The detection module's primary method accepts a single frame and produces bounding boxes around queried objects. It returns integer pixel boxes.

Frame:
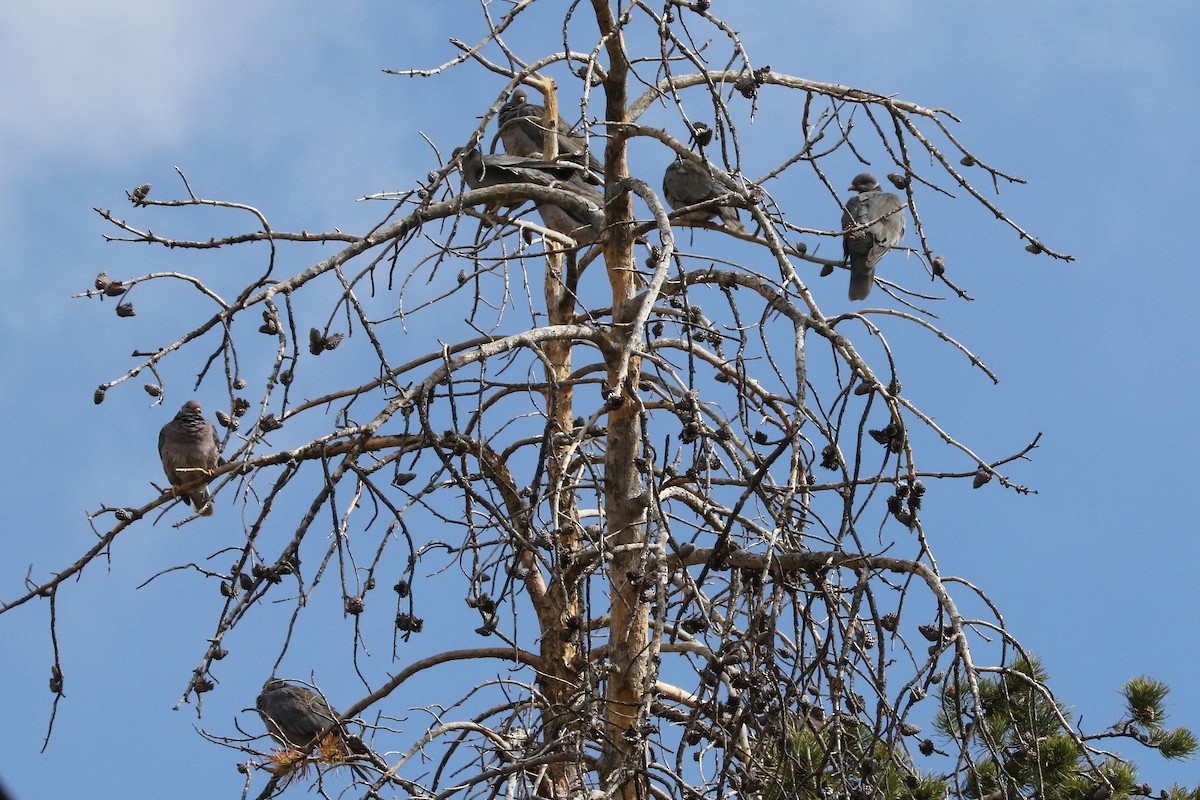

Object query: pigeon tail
[719,207,747,235]
[187,487,214,516]
[847,262,875,301]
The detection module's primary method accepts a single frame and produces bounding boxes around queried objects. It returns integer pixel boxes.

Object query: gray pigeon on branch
[257,680,346,749]
[533,179,606,247]
[456,147,585,190]
[256,678,374,765]
[497,88,603,179]
[841,173,906,301]
[662,155,746,234]
[455,147,605,246]
[158,399,220,515]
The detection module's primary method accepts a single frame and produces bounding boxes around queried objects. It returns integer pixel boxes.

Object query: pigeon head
[262,677,288,693]
[181,399,202,414]
[509,88,528,106]
[453,147,481,172]
[849,173,881,193]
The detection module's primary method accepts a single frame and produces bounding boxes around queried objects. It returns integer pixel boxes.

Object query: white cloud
[0,1,286,169]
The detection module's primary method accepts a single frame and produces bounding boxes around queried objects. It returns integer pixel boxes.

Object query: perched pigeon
[497,89,603,179]
[158,399,220,515]
[456,147,584,190]
[662,155,746,234]
[256,679,369,755]
[257,679,338,748]
[455,147,605,246]
[533,178,606,247]
[841,173,906,301]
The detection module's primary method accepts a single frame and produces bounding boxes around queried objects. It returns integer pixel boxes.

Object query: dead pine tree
[28,5,1195,800]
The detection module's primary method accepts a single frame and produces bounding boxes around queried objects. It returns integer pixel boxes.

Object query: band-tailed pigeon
[662,155,746,234]
[256,679,368,755]
[497,89,603,179]
[533,177,605,247]
[455,147,605,246]
[158,399,220,515]
[456,147,584,190]
[841,173,906,301]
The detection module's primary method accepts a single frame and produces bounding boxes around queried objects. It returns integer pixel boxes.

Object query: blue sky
[1,2,1198,797]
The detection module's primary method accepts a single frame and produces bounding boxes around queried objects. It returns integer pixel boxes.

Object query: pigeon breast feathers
[158,400,221,515]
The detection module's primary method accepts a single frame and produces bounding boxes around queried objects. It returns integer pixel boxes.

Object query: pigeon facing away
[662,156,746,234]
[497,89,603,179]
[533,177,606,247]
[456,147,605,246]
[256,679,368,755]
[841,173,906,301]
[158,399,220,515]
